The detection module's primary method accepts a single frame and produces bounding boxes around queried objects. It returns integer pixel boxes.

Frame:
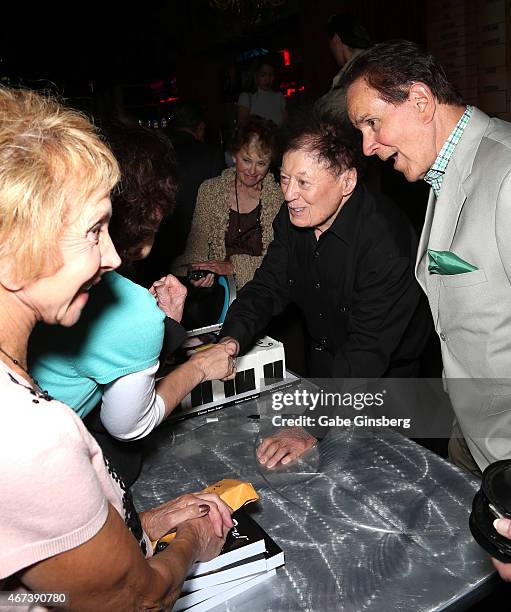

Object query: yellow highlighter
[192,343,216,352]
[153,479,259,552]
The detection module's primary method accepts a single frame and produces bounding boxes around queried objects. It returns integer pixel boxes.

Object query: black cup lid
[470,489,511,563]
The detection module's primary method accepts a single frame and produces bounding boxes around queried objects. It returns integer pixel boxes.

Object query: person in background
[237,57,286,127]
[29,120,237,485]
[172,116,282,290]
[0,86,232,609]
[141,100,224,283]
[314,12,373,121]
[219,118,431,468]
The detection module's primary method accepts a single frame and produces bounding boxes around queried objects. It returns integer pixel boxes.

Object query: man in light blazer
[341,39,511,479]
[341,39,511,581]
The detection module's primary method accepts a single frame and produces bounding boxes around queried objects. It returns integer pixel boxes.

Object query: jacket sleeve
[219,204,292,354]
[496,169,511,285]
[171,181,213,277]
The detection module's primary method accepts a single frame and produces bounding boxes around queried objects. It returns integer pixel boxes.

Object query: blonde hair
[0,87,120,285]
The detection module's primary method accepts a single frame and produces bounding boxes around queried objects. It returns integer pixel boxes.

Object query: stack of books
[173,508,285,611]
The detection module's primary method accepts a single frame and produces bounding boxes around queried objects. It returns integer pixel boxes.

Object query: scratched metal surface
[132,386,494,612]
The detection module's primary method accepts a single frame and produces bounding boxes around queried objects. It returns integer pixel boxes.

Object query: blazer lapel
[427,166,467,252]
[417,108,489,261]
[415,189,436,288]
[415,107,490,327]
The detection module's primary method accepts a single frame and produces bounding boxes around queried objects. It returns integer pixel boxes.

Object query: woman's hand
[189,260,234,287]
[256,427,317,468]
[150,275,187,322]
[140,492,233,541]
[178,513,230,563]
[492,518,511,581]
[189,342,237,382]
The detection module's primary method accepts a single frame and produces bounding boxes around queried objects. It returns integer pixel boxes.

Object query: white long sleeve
[100,362,166,441]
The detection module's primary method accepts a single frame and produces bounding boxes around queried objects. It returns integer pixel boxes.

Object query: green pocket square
[427,249,478,275]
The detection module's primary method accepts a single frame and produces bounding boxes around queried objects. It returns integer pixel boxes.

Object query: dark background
[0,1,426,126]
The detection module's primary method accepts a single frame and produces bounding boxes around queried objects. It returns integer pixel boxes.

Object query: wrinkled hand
[180,513,231,563]
[257,427,317,469]
[492,518,511,581]
[141,491,233,541]
[189,260,234,288]
[189,342,237,382]
[149,275,187,322]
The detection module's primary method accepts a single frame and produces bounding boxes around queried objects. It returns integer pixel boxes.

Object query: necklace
[0,345,52,401]
[0,345,28,374]
[234,175,262,234]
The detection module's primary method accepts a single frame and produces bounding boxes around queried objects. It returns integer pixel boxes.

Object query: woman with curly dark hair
[106,119,179,264]
[29,120,237,484]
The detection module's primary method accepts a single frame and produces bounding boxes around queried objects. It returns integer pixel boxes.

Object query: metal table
[133,381,495,612]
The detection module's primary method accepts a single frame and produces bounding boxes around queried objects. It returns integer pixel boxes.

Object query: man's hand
[256,427,317,468]
[218,336,240,358]
[189,342,237,382]
[150,275,187,322]
[492,518,511,581]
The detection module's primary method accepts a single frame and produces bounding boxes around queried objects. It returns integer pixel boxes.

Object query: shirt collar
[423,105,473,196]
[308,183,364,245]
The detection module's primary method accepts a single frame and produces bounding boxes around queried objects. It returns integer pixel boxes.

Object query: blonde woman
[0,87,231,609]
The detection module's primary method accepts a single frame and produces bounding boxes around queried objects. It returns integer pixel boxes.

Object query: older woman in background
[29,119,237,485]
[172,116,282,289]
[0,87,232,608]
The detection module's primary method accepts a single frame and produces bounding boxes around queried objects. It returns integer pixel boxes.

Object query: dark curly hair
[339,39,464,106]
[100,119,178,262]
[229,116,277,161]
[282,114,365,178]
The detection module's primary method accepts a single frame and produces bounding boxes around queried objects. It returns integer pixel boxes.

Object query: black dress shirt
[220,183,431,379]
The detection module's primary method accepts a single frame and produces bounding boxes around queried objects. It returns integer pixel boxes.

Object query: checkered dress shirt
[424,105,473,196]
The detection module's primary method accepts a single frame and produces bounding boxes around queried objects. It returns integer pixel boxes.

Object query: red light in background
[279,48,291,66]
[159,96,180,103]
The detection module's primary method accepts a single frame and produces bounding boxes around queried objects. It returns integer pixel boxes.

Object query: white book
[182,569,276,612]
[183,553,268,591]
[169,509,285,610]
[188,523,266,577]
[173,573,266,611]
[182,509,284,591]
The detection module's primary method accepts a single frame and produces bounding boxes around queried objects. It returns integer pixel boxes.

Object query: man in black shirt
[219,119,431,466]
